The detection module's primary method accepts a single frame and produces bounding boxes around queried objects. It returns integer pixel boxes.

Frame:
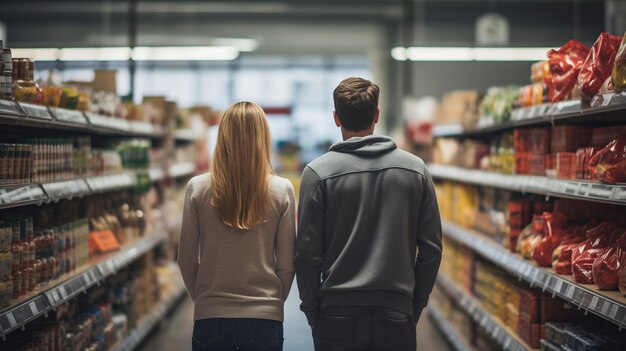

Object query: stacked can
[0,40,13,100]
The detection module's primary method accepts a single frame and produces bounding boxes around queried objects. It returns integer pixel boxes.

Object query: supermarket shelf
[428,302,473,351]
[148,168,165,182]
[429,164,626,205]
[432,124,465,138]
[0,231,168,339]
[0,173,137,209]
[442,220,626,328]
[433,92,626,138]
[436,273,535,351]
[173,129,202,142]
[0,100,165,139]
[112,283,186,351]
[170,162,196,178]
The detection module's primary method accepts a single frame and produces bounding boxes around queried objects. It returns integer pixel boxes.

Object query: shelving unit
[0,230,168,339]
[441,220,626,328]
[0,101,164,139]
[429,164,626,205]
[0,95,194,345]
[0,173,137,210]
[173,129,202,142]
[436,273,535,351]
[428,302,473,351]
[432,92,626,138]
[111,284,186,351]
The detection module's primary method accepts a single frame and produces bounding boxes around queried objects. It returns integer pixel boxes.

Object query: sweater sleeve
[294,166,325,326]
[275,181,296,301]
[413,168,443,321]
[177,179,200,302]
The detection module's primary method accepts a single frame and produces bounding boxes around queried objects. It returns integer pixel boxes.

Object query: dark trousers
[313,306,416,351]
[192,318,283,351]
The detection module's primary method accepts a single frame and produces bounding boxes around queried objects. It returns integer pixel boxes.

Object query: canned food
[3,49,13,72]
[3,71,13,100]
[16,58,29,81]
[27,59,34,81]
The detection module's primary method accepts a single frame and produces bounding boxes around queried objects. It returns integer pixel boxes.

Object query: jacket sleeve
[177,179,200,302]
[294,166,325,326]
[413,168,443,321]
[275,181,296,301]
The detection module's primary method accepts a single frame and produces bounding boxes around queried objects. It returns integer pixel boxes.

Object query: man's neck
[341,127,374,141]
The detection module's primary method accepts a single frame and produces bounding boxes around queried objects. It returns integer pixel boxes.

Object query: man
[295,77,442,351]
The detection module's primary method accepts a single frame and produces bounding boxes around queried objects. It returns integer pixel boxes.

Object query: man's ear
[373,106,380,125]
[333,111,342,127]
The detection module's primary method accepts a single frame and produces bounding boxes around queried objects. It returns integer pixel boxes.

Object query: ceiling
[0,0,613,55]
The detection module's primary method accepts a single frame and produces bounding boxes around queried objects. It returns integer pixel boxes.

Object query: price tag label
[554,280,563,293]
[29,301,39,315]
[590,296,599,310]
[565,285,575,299]
[6,313,17,328]
[589,184,613,199]
[0,99,24,117]
[609,304,619,320]
[601,301,610,315]
[20,103,52,120]
[59,286,68,299]
[52,108,88,125]
[0,189,11,206]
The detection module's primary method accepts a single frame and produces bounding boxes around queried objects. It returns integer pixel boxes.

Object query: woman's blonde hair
[210,101,272,230]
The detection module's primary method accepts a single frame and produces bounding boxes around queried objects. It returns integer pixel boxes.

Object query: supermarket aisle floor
[417,307,453,351]
[138,288,451,351]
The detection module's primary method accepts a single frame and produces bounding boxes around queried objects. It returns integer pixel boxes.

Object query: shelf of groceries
[433,92,626,138]
[0,162,195,210]
[0,230,168,338]
[0,100,165,139]
[419,32,626,351]
[111,283,185,351]
[428,302,474,351]
[441,220,626,329]
[429,164,626,205]
[437,273,534,351]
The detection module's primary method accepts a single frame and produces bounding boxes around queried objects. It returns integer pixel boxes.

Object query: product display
[427,30,626,349]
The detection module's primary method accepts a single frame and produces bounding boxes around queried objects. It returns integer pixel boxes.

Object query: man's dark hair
[333,77,380,132]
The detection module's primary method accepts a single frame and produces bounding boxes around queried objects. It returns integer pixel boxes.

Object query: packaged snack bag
[578,32,622,99]
[592,230,626,290]
[588,127,626,183]
[547,40,590,102]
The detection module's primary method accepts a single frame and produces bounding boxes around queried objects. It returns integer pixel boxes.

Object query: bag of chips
[578,32,622,99]
[572,222,617,284]
[547,39,590,102]
[533,212,568,267]
[589,127,626,183]
[592,230,626,290]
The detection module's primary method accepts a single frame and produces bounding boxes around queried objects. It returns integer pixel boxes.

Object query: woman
[178,101,296,351]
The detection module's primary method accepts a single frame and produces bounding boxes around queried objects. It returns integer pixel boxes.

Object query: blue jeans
[192,318,283,351]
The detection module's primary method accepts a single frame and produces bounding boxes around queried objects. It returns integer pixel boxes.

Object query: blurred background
[1,1,626,351]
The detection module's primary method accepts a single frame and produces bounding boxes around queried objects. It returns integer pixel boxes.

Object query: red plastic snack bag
[588,127,626,183]
[547,39,590,102]
[533,212,569,267]
[592,230,626,290]
[572,221,617,284]
[579,33,622,99]
[552,223,593,275]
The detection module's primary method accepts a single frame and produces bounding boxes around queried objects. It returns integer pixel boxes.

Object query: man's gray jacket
[295,134,443,326]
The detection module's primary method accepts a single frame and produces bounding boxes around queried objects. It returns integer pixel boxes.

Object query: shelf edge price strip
[442,220,626,327]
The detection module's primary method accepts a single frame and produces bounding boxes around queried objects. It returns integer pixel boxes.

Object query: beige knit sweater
[177,174,296,322]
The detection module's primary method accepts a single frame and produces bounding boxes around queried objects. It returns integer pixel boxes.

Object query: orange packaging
[89,230,120,253]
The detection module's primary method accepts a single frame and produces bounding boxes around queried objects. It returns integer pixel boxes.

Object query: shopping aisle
[138,284,452,351]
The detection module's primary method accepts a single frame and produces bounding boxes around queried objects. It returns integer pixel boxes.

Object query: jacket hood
[329,135,397,156]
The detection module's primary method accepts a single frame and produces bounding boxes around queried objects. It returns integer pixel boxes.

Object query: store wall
[410,61,530,98]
